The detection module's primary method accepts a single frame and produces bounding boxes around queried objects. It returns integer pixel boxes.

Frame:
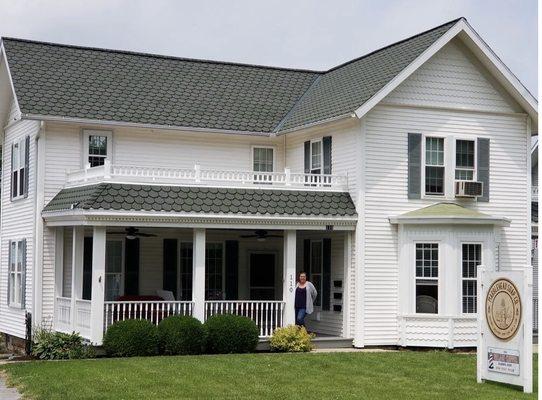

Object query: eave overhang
[388,215,510,227]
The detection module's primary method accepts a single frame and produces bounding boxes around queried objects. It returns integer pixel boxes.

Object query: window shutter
[10,143,14,202]
[24,136,30,198]
[21,239,27,309]
[225,240,239,300]
[7,241,12,305]
[162,239,178,296]
[477,138,490,202]
[82,238,93,300]
[322,238,331,311]
[303,239,311,279]
[323,136,332,174]
[304,141,310,173]
[408,133,422,199]
[125,238,140,296]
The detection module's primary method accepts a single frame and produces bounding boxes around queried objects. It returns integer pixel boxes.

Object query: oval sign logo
[485,278,522,341]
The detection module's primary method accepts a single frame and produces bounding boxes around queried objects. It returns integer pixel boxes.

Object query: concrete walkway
[0,373,20,400]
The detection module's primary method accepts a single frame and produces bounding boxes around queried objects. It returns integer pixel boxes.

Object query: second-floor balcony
[66,161,349,191]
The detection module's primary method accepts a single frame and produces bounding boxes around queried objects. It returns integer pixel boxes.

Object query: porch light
[126,234,137,240]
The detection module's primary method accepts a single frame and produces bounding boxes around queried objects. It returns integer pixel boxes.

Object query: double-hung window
[105,240,123,301]
[84,130,112,168]
[8,239,26,308]
[462,244,481,314]
[310,140,323,174]
[424,137,445,195]
[455,139,476,181]
[11,137,28,200]
[253,147,274,183]
[179,242,193,301]
[310,240,323,307]
[415,243,439,314]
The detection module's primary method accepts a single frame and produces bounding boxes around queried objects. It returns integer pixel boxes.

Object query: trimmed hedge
[103,319,159,357]
[158,316,206,355]
[204,314,259,354]
[269,325,314,352]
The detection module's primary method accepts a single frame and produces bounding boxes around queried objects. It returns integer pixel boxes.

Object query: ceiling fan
[109,227,157,240]
[240,230,283,242]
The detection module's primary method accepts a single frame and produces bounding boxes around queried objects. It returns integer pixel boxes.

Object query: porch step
[257,336,353,351]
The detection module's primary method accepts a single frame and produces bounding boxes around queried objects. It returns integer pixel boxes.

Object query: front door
[249,253,275,300]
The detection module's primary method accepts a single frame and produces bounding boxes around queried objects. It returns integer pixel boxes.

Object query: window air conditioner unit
[455,180,483,198]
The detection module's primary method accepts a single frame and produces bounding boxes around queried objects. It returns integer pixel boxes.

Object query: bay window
[462,243,481,314]
[415,243,438,314]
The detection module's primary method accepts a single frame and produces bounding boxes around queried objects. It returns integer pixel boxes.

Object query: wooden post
[90,226,106,344]
[54,227,64,299]
[192,228,206,322]
[70,226,84,331]
[282,230,296,326]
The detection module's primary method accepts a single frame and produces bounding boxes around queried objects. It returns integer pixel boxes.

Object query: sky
[0,0,537,96]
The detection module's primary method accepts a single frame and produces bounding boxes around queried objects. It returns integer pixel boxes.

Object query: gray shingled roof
[43,183,357,218]
[2,19,460,133]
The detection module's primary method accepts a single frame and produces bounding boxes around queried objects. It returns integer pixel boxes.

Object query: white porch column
[192,228,206,322]
[54,228,64,299]
[282,230,296,326]
[90,226,106,344]
[70,226,84,330]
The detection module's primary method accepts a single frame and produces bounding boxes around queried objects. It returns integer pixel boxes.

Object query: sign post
[477,265,533,393]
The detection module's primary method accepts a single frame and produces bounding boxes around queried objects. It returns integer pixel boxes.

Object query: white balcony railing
[66,161,348,191]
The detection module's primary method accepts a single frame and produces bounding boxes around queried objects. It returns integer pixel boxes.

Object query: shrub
[269,325,314,352]
[32,327,94,360]
[103,319,159,357]
[157,315,206,355]
[204,314,259,354]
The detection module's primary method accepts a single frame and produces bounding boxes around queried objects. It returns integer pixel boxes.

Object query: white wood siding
[0,119,39,338]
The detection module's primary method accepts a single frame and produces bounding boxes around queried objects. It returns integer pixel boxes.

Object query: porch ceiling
[42,183,357,227]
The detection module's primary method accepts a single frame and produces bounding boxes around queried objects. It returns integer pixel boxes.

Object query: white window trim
[310,239,323,309]
[8,239,25,309]
[453,137,478,182]
[309,139,323,174]
[105,238,125,301]
[421,134,448,198]
[251,145,276,172]
[82,130,113,168]
[413,241,441,315]
[459,241,483,316]
[11,137,27,201]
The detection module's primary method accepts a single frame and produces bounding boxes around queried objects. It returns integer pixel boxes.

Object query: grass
[1,351,537,399]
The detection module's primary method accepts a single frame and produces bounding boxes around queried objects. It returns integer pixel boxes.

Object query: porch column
[90,226,106,344]
[282,230,296,326]
[192,228,206,322]
[70,226,84,330]
[54,227,64,299]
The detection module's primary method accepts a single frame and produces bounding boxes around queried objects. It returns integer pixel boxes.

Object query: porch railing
[103,301,194,331]
[54,296,72,333]
[66,162,348,191]
[75,299,92,338]
[205,300,285,337]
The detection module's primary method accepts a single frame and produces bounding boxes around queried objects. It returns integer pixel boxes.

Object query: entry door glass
[105,241,123,301]
[250,253,275,300]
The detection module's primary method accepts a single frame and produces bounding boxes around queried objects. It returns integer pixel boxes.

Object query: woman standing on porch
[295,272,317,327]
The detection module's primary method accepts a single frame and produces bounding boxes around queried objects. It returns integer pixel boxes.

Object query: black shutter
[477,138,490,202]
[323,136,332,175]
[408,133,422,199]
[163,239,178,296]
[304,141,310,173]
[303,239,311,279]
[82,237,93,300]
[322,238,331,311]
[24,136,30,198]
[124,238,140,296]
[10,143,14,201]
[21,239,27,309]
[225,240,239,300]
[7,241,12,305]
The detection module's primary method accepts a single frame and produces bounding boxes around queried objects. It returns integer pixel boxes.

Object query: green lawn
[1,351,537,399]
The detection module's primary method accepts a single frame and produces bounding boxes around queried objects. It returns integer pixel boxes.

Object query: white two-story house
[0,18,537,349]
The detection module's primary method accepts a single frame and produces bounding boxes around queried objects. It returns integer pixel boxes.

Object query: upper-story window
[424,137,445,195]
[253,147,274,172]
[310,139,323,174]
[11,137,29,200]
[83,130,112,168]
[455,139,476,181]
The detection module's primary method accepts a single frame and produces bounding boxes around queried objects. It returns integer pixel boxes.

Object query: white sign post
[477,266,533,393]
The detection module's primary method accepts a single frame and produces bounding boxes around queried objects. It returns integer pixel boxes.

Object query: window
[253,147,274,173]
[310,241,323,307]
[8,239,26,308]
[11,137,28,200]
[310,140,322,174]
[105,241,123,301]
[180,242,193,301]
[415,243,438,314]
[205,243,224,300]
[455,139,475,180]
[84,130,112,168]
[462,244,481,314]
[424,137,445,195]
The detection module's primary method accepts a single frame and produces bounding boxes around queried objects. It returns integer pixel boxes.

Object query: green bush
[103,319,158,357]
[204,314,259,354]
[269,325,314,352]
[32,327,94,360]
[157,316,206,355]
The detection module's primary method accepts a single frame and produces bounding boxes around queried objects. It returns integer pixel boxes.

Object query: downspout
[33,121,45,325]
